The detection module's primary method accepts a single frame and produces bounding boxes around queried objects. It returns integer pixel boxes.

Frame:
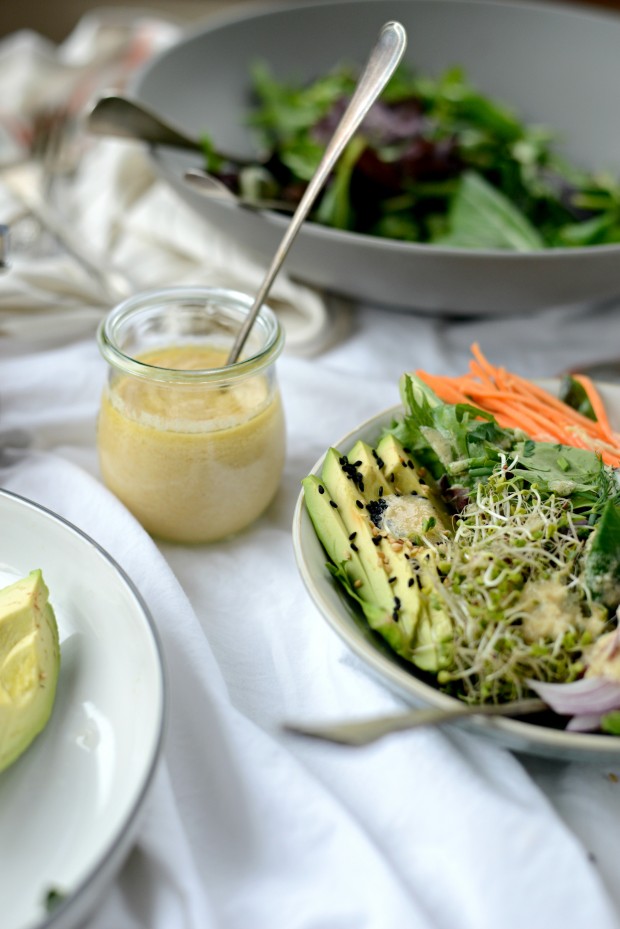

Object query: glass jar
[97,286,286,544]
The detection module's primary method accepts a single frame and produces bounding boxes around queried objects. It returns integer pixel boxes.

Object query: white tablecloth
[2,10,620,929]
[2,299,620,929]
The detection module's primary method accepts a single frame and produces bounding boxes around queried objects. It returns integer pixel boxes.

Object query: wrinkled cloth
[0,12,330,356]
[2,306,620,929]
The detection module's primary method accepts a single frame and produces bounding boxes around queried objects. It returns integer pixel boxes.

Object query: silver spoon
[283,698,547,747]
[223,20,407,365]
[86,92,256,164]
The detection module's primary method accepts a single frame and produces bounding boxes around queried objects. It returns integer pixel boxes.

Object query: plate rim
[292,383,620,761]
[0,487,167,929]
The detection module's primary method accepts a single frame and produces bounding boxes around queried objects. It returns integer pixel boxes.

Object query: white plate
[0,490,165,929]
[293,381,620,763]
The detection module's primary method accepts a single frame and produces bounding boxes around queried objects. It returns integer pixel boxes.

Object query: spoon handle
[226,20,407,364]
[283,698,547,746]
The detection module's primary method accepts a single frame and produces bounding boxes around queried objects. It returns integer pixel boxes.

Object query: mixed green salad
[202,62,620,250]
[302,364,620,731]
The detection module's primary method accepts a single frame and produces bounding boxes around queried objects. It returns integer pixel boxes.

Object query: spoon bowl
[86,93,258,165]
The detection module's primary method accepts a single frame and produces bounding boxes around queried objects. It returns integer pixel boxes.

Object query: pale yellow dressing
[97,344,285,543]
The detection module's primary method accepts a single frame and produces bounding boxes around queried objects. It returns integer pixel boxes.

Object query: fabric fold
[1,338,619,929]
[0,14,331,357]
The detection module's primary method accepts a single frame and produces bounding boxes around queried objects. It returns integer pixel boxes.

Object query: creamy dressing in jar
[97,288,285,543]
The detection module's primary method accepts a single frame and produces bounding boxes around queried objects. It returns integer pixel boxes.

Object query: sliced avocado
[304,438,458,674]
[303,475,394,633]
[376,433,451,527]
[0,570,60,773]
[412,556,454,672]
[302,475,369,592]
[346,440,388,500]
[320,448,392,608]
[346,441,423,643]
[375,433,428,496]
[319,448,419,655]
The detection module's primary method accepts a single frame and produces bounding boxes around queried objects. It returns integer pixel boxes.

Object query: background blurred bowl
[133,0,620,315]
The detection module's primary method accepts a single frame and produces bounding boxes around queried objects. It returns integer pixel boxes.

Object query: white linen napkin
[2,332,620,929]
[0,13,331,357]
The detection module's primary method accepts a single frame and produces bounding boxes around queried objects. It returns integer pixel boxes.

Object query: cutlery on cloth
[1,162,133,303]
[283,698,548,746]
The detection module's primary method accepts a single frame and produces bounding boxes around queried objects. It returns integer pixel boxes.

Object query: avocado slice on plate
[0,570,60,773]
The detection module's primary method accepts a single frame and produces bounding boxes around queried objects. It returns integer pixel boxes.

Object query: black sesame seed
[388,576,396,584]
[353,460,362,467]
[378,485,383,497]
[366,498,387,527]
[394,596,401,609]
[372,536,381,546]
[392,610,400,622]
[389,473,395,483]
[408,578,414,587]
[351,543,358,552]
[318,485,325,494]
[348,532,357,541]
[330,500,338,509]
[355,500,364,509]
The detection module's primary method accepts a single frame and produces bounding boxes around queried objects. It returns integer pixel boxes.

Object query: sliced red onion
[527,676,620,716]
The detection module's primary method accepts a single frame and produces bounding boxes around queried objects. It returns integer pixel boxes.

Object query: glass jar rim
[97,286,285,385]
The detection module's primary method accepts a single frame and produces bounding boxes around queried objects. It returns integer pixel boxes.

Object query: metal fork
[35,106,78,202]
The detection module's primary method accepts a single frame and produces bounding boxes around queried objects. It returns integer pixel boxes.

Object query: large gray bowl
[133,0,620,315]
